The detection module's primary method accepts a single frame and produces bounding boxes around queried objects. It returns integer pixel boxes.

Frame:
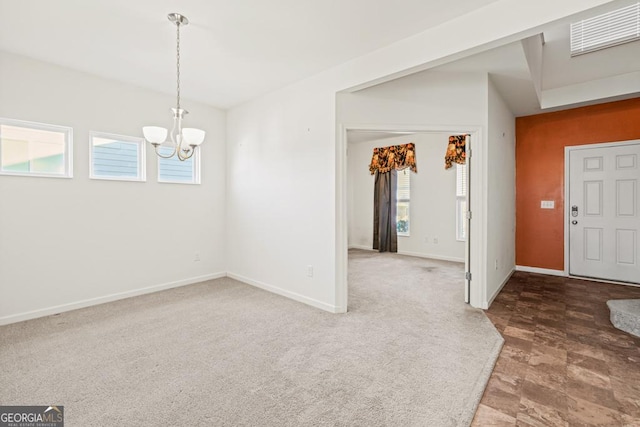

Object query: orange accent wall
[516,98,640,270]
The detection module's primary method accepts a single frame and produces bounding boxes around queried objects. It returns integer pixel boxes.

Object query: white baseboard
[226,272,342,314]
[0,272,226,326]
[348,245,374,251]
[397,250,465,264]
[516,265,567,277]
[349,246,464,264]
[483,269,515,309]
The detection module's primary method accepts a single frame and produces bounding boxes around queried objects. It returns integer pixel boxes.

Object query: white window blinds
[456,163,467,197]
[397,169,410,201]
[570,2,640,56]
[158,145,200,184]
[90,132,145,181]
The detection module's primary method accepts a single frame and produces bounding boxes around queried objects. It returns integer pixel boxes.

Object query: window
[456,163,468,241]
[571,2,640,56]
[397,169,410,236]
[90,132,145,181]
[0,118,72,178]
[157,146,200,184]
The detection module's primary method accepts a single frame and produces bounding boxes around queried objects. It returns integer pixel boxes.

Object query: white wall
[0,52,227,324]
[348,133,464,262]
[337,71,488,126]
[0,1,616,321]
[338,71,487,306]
[225,77,340,312]
[225,70,486,312]
[227,1,613,311]
[485,77,516,305]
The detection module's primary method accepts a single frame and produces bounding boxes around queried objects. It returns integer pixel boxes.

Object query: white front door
[568,141,640,284]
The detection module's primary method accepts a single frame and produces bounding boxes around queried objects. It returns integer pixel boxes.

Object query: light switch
[541,200,555,209]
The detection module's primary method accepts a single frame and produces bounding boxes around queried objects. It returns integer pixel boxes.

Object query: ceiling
[0,0,500,109]
[432,41,541,117]
[1,1,637,115]
[415,4,640,117]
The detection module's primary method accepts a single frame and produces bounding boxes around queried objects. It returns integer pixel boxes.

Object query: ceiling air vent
[570,2,640,56]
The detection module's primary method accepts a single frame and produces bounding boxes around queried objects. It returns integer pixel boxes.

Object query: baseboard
[0,272,226,326]
[397,250,465,264]
[483,268,515,309]
[348,245,374,251]
[348,246,464,263]
[516,265,567,277]
[568,275,640,287]
[227,272,342,314]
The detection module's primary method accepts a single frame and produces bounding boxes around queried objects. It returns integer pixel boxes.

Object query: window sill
[0,171,72,179]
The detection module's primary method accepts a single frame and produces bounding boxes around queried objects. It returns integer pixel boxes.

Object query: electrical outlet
[194,253,200,262]
[494,259,498,270]
[433,237,438,244]
[424,237,429,243]
[307,265,314,278]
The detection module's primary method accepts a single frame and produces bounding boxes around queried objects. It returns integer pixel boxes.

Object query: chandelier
[143,13,205,161]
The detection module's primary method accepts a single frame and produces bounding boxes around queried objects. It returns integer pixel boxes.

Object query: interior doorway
[343,127,474,308]
[566,140,640,284]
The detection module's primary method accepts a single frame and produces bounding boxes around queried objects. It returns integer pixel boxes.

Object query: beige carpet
[0,250,502,426]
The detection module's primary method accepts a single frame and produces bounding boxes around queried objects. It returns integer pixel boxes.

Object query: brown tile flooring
[472,272,640,427]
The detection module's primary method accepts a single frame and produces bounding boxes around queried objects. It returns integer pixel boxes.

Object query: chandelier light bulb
[142,126,168,145]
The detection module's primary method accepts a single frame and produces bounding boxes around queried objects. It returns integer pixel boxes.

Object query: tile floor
[472,272,640,427]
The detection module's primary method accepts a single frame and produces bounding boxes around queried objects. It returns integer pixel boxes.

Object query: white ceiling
[542,23,640,90]
[432,41,541,117]
[0,0,500,109]
[419,7,640,116]
[2,1,637,114]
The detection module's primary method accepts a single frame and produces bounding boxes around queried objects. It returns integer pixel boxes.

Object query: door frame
[563,139,640,278]
[336,123,484,311]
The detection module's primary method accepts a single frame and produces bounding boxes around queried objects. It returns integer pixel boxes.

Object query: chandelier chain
[176,21,181,110]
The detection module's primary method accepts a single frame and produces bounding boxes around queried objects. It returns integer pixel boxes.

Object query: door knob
[572,220,578,225]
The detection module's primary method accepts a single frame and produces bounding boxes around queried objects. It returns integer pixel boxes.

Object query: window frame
[0,117,73,178]
[89,131,146,182]
[396,168,410,237]
[456,163,467,241]
[156,145,201,185]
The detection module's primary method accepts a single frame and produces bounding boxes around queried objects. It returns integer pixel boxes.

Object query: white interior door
[568,141,640,283]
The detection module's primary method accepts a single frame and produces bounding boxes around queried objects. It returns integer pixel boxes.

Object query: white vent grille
[571,2,640,56]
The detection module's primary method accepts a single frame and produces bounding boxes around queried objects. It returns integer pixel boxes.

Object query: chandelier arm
[177,146,196,161]
[154,144,178,159]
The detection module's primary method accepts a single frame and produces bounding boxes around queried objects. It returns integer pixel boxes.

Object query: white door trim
[563,139,640,277]
[336,123,485,310]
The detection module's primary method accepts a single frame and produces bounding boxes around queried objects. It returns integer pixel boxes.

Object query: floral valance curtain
[369,143,417,175]
[444,135,467,169]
